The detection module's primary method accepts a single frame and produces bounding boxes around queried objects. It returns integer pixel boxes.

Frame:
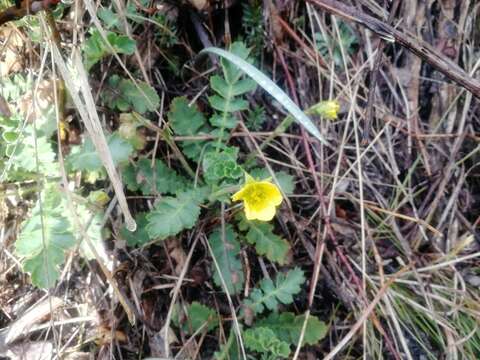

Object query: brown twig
[306,0,480,98]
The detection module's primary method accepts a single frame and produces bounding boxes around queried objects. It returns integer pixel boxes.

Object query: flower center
[248,187,266,205]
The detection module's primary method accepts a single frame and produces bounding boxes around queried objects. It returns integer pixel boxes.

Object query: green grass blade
[200,47,331,147]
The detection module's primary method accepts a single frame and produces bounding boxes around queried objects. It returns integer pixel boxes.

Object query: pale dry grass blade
[50,45,136,231]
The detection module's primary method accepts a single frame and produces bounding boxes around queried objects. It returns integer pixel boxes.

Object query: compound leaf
[244,268,305,315]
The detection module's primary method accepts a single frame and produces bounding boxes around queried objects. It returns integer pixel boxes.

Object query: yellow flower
[311,100,340,120]
[231,174,283,221]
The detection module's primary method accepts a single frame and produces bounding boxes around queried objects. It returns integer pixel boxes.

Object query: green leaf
[123,158,188,195]
[75,205,105,261]
[119,212,150,246]
[208,224,244,295]
[214,329,241,360]
[167,96,209,161]
[209,113,238,129]
[210,75,257,97]
[206,42,255,145]
[2,130,18,143]
[67,132,133,172]
[256,312,328,346]
[240,220,290,265]
[15,186,76,288]
[98,8,121,30]
[245,106,267,131]
[208,95,249,113]
[83,30,136,70]
[244,327,290,359]
[202,147,243,184]
[11,132,57,176]
[221,42,253,84]
[249,169,295,195]
[168,96,206,135]
[102,75,160,114]
[175,302,219,334]
[244,268,305,315]
[146,190,202,240]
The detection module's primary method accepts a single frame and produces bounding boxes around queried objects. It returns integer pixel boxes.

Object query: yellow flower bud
[311,100,340,120]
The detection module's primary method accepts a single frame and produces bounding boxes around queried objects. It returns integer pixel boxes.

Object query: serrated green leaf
[221,42,252,84]
[202,147,242,184]
[98,8,121,29]
[12,133,57,176]
[146,190,201,240]
[209,113,238,129]
[208,95,249,113]
[249,169,295,195]
[83,30,136,70]
[15,187,76,288]
[119,212,150,246]
[244,268,305,314]
[208,224,244,295]
[242,221,290,264]
[123,158,188,195]
[176,302,219,334]
[244,327,290,359]
[210,75,257,97]
[256,312,328,346]
[168,96,206,135]
[68,132,133,172]
[102,75,159,114]
[167,97,209,161]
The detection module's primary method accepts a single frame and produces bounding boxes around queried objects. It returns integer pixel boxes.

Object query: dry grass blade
[50,46,136,231]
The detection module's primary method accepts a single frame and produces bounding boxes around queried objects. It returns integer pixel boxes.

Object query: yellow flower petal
[259,182,282,206]
[251,204,276,221]
[232,187,246,201]
[231,177,283,222]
